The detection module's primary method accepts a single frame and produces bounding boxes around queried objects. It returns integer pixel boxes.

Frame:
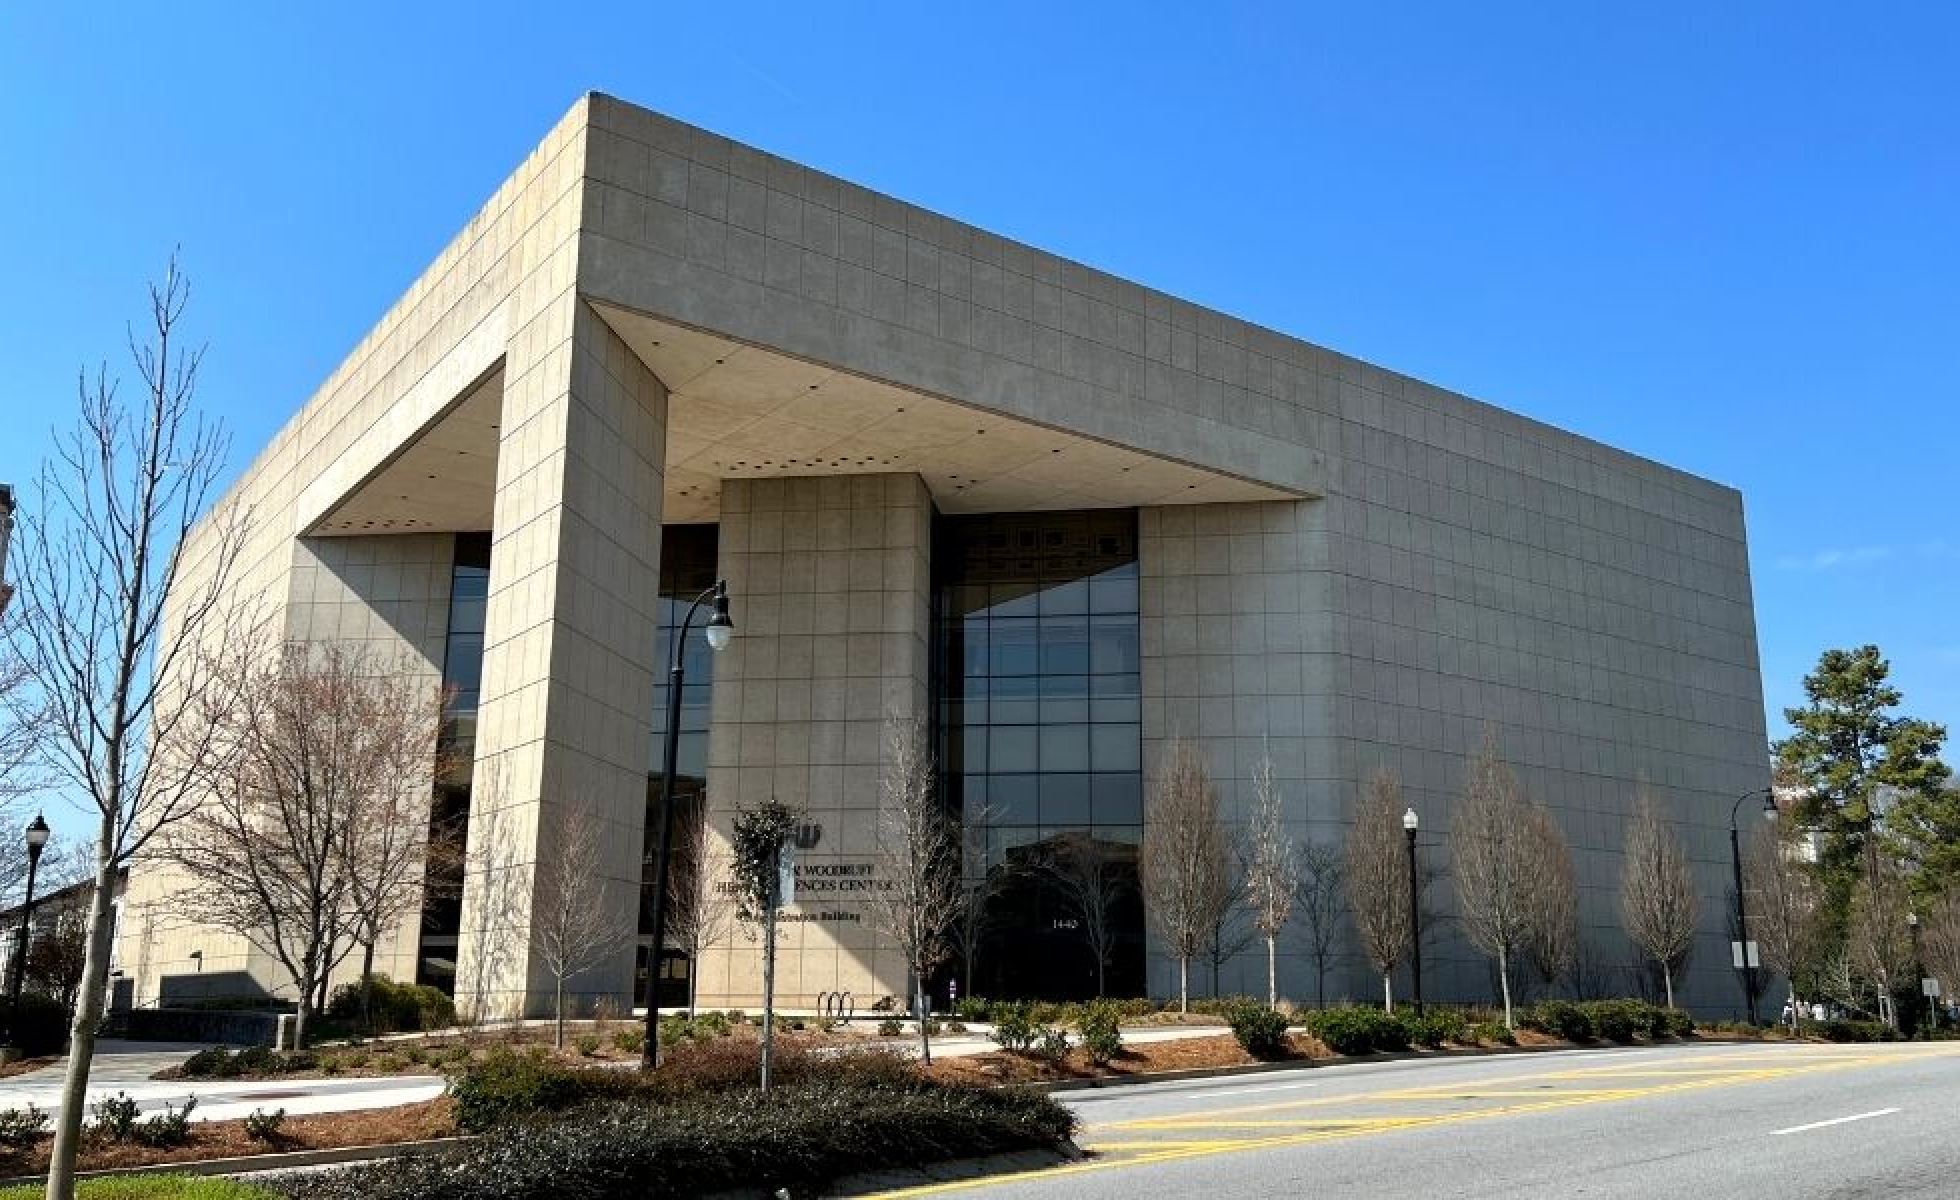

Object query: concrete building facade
[121,94,1771,1018]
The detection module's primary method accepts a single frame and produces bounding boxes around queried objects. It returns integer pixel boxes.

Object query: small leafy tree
[1619,791,1698,1008]
[729,797,794,1087]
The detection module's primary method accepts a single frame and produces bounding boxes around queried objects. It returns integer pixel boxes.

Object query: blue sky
[3,3,1955,778]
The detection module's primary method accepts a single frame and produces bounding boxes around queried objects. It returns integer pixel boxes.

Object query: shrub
[1661,1008,1696,1039]
[695,1010,733,1038]
[371,1053,404,1072]
[574,1034,601,1057]
[276,1078,1074,1200]
[877,1017,904,1037]
[1578,999,1648,1043]
[244,1107,287,1142]
[179,1047,233,1078]
[1404,1009,1471,1049]
[90,1092,141,1142]
[1030,1027,1070,1064]
[1078,1001,1124,1066]
[135,1098,198,1148]
[1471,1019,1516,1045]
[0,995,68,1057]
[0,1104,48,1152]
[989,1002,1037,1052]
[1227,1007,1291,1059]
[612,1028,646,1055]
[1304,1006,1410,1056]
[954,996,993,1022]
[325,975,456,1034]
[1522,1000,1595,1042]
[1820,1019,1898,1043]
[446,1049,633,1133]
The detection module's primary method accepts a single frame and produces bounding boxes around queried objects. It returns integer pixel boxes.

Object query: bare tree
[1620,792,1698,1008]
[1140,737,1232,1012]
[0,645,45,810]
[945,801,1005,999]
[664,799,733,1018]
[1523,806,1579,997]
[1296,841,1344,1008]
[1920,887,1960,1007]
[1745,814,1829,1020]
[1451,734,1543,1029]
[1040,832,1127,998]
[1242,751,1299,1007]
[1205,852,1255,999]
[1847,854,1913,1027]
[867,715,960,1064]
[7,258,249,1200]
[1346,768,1411,1011]
[165,640,438,1048]
[337,669,451,1032]
[532,802,631,1050]
[455,766,526,1031]
[25,909,89,1013]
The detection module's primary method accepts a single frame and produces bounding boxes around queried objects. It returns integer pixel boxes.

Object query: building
[120,94,1772,1019]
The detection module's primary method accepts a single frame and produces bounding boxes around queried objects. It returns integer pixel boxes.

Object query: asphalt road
[864,1040,1960,1200]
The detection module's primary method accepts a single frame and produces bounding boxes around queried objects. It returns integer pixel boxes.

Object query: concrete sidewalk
[0,1041,443,1123]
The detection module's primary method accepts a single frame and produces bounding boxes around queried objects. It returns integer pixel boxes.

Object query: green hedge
[0,995,70,1057]
[273,1079,1074,1200]
[1521,999,1695,1043]
[324,975,455,1034]
[1301,1006,1411,1055]
[1226,1006,1290,1059]
[446,1040,920,1133]
[1818,1019,1899,1043]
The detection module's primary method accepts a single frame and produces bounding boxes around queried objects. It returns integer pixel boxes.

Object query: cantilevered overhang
[310,302,1307,535]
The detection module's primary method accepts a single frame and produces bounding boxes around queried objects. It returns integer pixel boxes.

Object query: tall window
[641,524,719,1005]
[933,510,1144,999]
[416,533,490,992]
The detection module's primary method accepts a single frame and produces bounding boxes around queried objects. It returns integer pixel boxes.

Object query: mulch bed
[0,1098,457,1178]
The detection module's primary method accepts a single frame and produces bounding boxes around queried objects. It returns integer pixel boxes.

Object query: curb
[1024,1034,1746,1094]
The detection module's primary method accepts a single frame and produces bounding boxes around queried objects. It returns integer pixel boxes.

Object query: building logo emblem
[793,822,823,851]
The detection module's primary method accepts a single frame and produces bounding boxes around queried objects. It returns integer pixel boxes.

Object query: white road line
[1770,1107,1900,1136]
[1206,1081,1322,1098]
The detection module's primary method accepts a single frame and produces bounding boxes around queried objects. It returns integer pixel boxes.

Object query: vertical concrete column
[697,473,933,1008]
[455,298,668,1020]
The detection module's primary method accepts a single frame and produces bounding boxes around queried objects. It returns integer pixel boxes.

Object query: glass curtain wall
[416,533,490,992]
[933,510,1145,1000]
[640,524,719,1008]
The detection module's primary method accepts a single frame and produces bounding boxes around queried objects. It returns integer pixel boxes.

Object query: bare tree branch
[867,715,960,1063]
[1243,749,1299,1007]
[664,798,733,1018]
[1346,767,1410,1011]
[1450,732,1551,1029]
[6,257,250,1198]
[1296,840,1344,1009]
[1038,832,1127,998]
[1745,813,1831,1018]
[1620,790,1698,1008]
[1140,736,1231,1012]
[532,802,632,1050]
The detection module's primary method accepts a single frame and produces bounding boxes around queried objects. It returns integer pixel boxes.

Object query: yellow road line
[859,1044,1959,1198]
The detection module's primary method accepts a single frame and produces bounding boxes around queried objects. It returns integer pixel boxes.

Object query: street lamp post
[641,580,733,1069]
[1906,911,1928,1039]
[1402,806,1423,1017]
[1729,787,1777,1024]
[2,813,52,1060]
[0,481,16,618]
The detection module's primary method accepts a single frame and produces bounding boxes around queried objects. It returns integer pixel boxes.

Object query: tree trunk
[915,968,932,1065]
[45,843,121,1200]
[554,980,566,1050]
[686,963,698,1020]
[1662,963,1675,1010]
[359,939,377,1034]
[1498,946,1515,1029]
[1266,936,1277,1008]
[293,983,311,1052]
[1382,972,1393,1013]
[1178,957,1189,1013]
